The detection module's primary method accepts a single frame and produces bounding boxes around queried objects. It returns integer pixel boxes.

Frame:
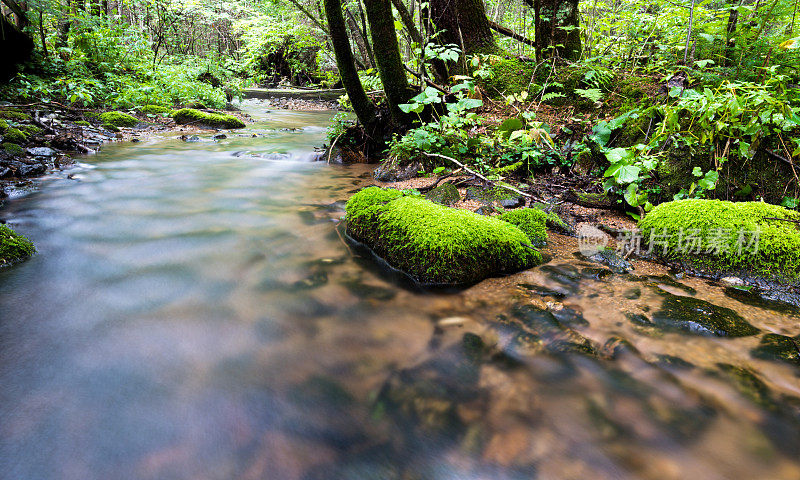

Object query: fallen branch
[488,21,536,48]
[403,65,449,94]
[425,153,545,202]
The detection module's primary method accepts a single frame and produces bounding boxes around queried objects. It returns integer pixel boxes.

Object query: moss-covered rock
[346,187,542,285]
[639,199,800,279]
[74,120,91,127]
[0,224,35,266]
[481,57,537,96]
[102,124,121,133]
[138,104,171,115]
[0,109,31,122]
[425,183,460,206]
[3,127,26,144]
[3,143,24,156]
[99,111,138,128]
[20,124,42,137]
[497,208,548,246]
[0,118,8,132]
[171,108,245,129]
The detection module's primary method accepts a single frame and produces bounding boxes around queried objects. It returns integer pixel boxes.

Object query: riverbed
[1,102,799,480]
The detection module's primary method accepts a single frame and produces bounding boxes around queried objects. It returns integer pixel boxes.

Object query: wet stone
[653,354,695,370]
[424,183,460,206]
[624,287,641,299]
[600,336,639,359]
[517,282,567,299]
[649,294,759,337]
[26,147,56,157]
[751,334,800,367]
[586,249,631,274]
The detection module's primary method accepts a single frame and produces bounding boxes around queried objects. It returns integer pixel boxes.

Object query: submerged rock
[751,334,800,367]
[345,187,543,285]
[425,183,460,206]
[585,248,631,274]
[649,294,759,337]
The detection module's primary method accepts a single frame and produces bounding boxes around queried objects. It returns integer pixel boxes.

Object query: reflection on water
[1,102,799,480]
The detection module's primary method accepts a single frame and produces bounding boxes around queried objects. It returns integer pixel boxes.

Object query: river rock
[585,248,631,274]
[751,334,800,366]
[26,147,56,157]
[18,163,45,177]
[649,294,759,337]
[373,158,422,182]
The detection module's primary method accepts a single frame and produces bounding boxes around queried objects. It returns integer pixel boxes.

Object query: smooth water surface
[1,103,799,480]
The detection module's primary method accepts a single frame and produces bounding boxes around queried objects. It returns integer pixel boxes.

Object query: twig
[403,65,449,94]
[425,153,545,202]
[327,132,345,164]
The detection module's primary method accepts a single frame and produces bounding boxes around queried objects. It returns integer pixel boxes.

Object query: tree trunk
[429,0,499,55]
[533,0,581,61]
[0,14,34,80]
[363,0,413,123]
[323,0,376,128]
[724,2,739,67]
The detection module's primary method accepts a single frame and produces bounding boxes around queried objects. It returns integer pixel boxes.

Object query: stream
[1,102,799,480]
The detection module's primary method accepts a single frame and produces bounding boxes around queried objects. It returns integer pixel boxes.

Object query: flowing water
[1,103,799,480]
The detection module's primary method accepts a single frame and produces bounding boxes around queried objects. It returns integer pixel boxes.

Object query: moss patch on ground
[346,187,542,285]
[0,224,36,266]
[639,199,800,280]
[99,111,138,128]
[171,108,245,129]
[481,57,537,96]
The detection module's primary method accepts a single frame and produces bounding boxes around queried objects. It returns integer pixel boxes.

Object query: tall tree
[363,0,413,122]
[429,0,499,55]
[530,0,581,61]
[323,0,376,128]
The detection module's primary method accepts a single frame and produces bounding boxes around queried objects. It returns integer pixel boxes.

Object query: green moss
[639,199,800,279]
[99,111,138,128]
[482,58,537,96]
[3,143,24,156]
[20,125,42,137]
[171,108,245,129]
[425,183,460,206]
[74,120,91,127]
[529,203,571,233]
[346,187,541,285]
[3,128,26,144]
[138,104,171,115]
[497,208,548,246]
[0,109,31,122]
[0,224,36,266]
[102,124,121,132]
[0,118,8,132]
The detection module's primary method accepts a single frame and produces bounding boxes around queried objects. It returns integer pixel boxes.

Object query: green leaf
[692,166,703,177]
[616,165,641,184]
[606,147,631,164]
[498,117,524,137]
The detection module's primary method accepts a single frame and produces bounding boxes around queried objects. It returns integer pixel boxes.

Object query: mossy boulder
[3,127,26,144]
[74,120,91,127]
[20,125,42,137]
[138,104,170,115]
[0,224,35,266]
[99,111,138,128]
[171,108,245,129]
[639,199,800,280]
[345,187,543,285]
[0,118,8,132]
[497,208,549,246]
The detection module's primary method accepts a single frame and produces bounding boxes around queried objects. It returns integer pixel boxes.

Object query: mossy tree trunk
[323,0,376,128]
[429,0,499,56]
[0,13,34,80]
[533,0,581,61]
[363,0,413,123]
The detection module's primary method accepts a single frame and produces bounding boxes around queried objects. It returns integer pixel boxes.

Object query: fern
[575,88,604,102]
[541,92,567,102]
